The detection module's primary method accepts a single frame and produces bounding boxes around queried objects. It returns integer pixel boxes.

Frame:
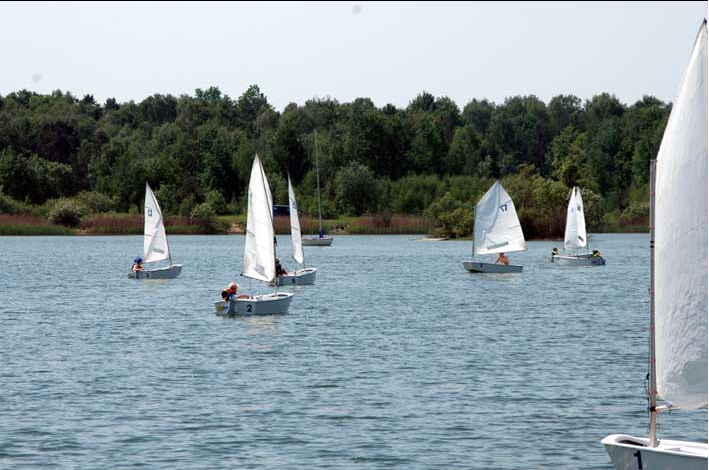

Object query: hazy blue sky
[1,1,706,110]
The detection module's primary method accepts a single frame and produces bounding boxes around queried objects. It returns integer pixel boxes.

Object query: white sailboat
[302,130,334,247]
[214,154,294,315]
[551,186,605,266]
[602,20,708,469]
[462,180,527,273]
[128,183,182,279]
[277,175,317,286]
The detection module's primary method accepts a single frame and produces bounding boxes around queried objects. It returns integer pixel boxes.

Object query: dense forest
[0,85,668,237]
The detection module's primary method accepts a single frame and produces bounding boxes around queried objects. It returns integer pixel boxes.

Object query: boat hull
[128,264,182,279]
[552,254,606,266]
[462,261,523,273]
[214,292,294,315]
[277,268,316,286]
[602,434,708,470]
[302,236,333,246]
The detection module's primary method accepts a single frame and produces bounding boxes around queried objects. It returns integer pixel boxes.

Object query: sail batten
[564,187,587,251]
[143,183,170,264]
[288,176,304,265]
[473,181,527,256]
[654,22,708,410]
[243,155,276,283]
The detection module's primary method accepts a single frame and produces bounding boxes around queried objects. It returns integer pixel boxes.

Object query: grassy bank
[0,212,647,237]
[0,213,435,236]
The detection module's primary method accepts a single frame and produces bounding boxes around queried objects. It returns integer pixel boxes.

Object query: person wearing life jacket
[592,249,602,258]
[495,252,510,265]
[221,282,239,301]
[132,257,144,272]
[552,247,560,257]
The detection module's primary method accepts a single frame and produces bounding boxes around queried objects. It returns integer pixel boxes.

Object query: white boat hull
[602,434,708,470]
[462,261,523,273]
[276,268,316,286]
[302,236,333,246]
[128,264,182,279]
[552,254,606,266]
[214,292,294,316]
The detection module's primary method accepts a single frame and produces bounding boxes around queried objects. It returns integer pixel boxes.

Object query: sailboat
[276,176,317,286]
[551,186,605,266]
[128,183,182,279]
[302,130,334,247]
[214,154,294,315]
[462,180,527,273]
[602,20,707,469]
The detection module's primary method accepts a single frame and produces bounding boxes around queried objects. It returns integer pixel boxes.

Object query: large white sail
[243,155,276,283]
[654,23,707,410]
[288,176,304,265]
[563,186,587,251]
[474,180,527,256]
[143,183,170,264]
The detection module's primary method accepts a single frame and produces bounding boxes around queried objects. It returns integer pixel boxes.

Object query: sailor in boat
[132,257,144,272]
[221,282,238,301]
[275,257,288,277]
[495,252,510,265]
[552,247,560,257]
[592,249,602,258]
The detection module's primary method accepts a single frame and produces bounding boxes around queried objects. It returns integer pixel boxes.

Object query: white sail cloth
[243,155,276,284]
[564,186,587,251]
[654,23,707,410]
[474,181,527,256]
[288,176,304,265]
[143,183,170,263]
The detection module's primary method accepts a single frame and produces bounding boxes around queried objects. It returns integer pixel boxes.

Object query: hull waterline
[128,264,182,279]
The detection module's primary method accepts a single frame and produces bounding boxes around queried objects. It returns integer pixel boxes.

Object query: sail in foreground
[128,183,182,279]
[463,180,526,273]
[654,22,708,409]
[243,155,276,284]
[602,20,707,470]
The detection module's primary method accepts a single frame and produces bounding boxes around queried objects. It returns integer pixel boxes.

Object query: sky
[1,1,706,111]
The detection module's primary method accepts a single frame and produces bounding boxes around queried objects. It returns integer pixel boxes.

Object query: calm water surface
[1,234,706,469]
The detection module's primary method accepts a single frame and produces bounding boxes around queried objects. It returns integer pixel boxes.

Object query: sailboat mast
[648,159,658,448]
[315,130,323,235]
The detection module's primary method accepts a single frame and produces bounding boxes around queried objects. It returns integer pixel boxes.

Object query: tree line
[0,85,667,237]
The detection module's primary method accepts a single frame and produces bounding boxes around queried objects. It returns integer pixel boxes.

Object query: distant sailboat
[462,180,527,273]
[602,20,707,469]
[551,186,605,266]
[128,183,182,279]
[302,130,334,247]
[214,154,294,315]
[277,175,317,286]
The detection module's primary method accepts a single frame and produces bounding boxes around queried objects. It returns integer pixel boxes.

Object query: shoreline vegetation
[0,86,659,238]
[0,212,647,237]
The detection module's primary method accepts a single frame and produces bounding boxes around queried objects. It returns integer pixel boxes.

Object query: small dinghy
[277,176,317,286]
[214,154,293,316]
[462,180,527,273]
[302,130,333,247]
[602,20,707,470]
[128,183,182,279]
[551,186,605,266]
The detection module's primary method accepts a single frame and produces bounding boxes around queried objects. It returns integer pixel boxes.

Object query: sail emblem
[147,208,153,217]
[499,204,508,212]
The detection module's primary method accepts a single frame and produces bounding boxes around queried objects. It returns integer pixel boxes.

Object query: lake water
[1,234,706,469]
